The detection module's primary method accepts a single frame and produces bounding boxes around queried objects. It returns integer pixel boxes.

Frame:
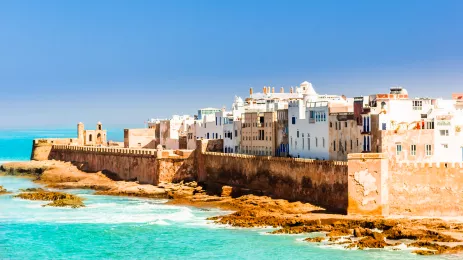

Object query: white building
[288,81,352,159]
[159,115,194,149]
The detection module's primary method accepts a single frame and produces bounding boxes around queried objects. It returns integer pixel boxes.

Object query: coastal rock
[221,186,233,197]
[0,185,10,195]
[409,241,463,255]
[304,236,324,243]
[383,226,460,242]
[15,190,85,208]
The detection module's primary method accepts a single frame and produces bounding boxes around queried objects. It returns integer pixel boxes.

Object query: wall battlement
[203,151,347,166]
[52,144,158,156]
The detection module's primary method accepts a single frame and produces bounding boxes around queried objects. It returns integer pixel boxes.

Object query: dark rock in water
[14,190,85,208]
[304,236,324,243]
[0,185,10,195]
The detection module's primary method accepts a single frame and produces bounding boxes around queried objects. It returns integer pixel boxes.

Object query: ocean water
[0,129,458,259]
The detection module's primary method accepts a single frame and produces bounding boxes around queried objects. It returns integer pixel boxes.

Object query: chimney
[290,87,294,93]
[250,87,253,96]
[272,87,275,93]
[267,86,271,94]
[263,86,267,94]
[280,87,284,93]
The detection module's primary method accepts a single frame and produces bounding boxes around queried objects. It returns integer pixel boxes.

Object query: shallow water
[0,129,459,259]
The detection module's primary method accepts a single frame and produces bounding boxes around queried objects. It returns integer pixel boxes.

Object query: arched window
[381,101,386,109]
[89,134,93,142]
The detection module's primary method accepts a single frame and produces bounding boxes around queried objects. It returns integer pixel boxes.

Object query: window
[345,141,347,152]
[345,122,347,128]
[206,133,210,139]
[323,137,325,148]
[382,123,386,130]
[308,137,310,150]
[330,122,333,128]
[215,117,218,125]
[426,144,432,156]
[333,141,336,151]
[381,101,386,109]
[410,145,416,156]
[235,130,238,137]
[396,144,402,155]
[89,134,93,142]
[297,130,299,138]
[350,140,353,150]
[440,129,449,136]
[357,138,359,147]
[292,117,296,125]
[315,137,318,147]
[442,144,449,149]
[413,100,423,110]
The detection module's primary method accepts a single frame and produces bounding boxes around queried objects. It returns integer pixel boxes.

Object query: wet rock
[304,236,324,243]
[410,241,463,255]
[384,226,460,242]
[327,228,352,237]
[221,186,232,197]
[0,185,10,195]
[15,190,84,208]
[356,236,388,249]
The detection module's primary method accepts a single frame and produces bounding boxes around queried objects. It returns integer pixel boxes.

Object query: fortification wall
[389,161,463,216]
[200,150,348,212]
[41,144,195,185]
[347,153,389,216]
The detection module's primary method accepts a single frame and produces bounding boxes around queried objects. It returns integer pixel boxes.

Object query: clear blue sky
[1,0,462,128]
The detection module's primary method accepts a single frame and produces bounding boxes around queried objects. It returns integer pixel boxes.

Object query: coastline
[2,160,463,256]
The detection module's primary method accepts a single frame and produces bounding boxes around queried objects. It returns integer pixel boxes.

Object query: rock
[356,236,388,249]
[353,227,363,237]
[327,228,351,237]
[409,241,463,255]
[304,236,324,243]
[0,185,10,195]
[221,186,233,197]
[187,181,198,188]
[15,190,85,208]
[384,226,460,242]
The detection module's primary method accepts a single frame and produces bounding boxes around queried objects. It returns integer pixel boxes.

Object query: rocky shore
[15,188,85,208]
[2,160,463,256]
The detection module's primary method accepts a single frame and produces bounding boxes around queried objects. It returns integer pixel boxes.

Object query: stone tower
[77,122,85,145]
[97,121,102,131]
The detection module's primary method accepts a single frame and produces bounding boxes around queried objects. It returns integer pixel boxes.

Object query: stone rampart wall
[200,151,348,213]
[43,144,195,185]
[388,161,463,216]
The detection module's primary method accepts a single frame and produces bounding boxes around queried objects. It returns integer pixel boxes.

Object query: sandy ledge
[2,160,463,256]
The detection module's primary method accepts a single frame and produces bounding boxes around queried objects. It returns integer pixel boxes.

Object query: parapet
[51,144,158,156]
[203,151,348,166]
[347,153,387,160]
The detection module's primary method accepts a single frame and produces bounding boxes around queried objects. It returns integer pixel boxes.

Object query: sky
[0,0,462,128]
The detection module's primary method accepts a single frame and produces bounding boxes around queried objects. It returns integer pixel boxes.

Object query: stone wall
[197,139,348,212]
[347,153,389,216]
[347,152,463,217]
[31,138,463,217]
[389,161,463,216]
[38,144,195,185]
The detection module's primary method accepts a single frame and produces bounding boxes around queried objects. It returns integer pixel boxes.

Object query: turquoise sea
[0,129,458,259]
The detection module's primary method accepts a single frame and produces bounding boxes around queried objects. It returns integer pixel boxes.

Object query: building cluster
[124,81,463,163]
